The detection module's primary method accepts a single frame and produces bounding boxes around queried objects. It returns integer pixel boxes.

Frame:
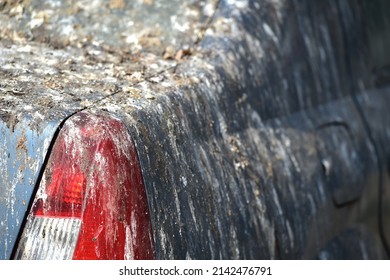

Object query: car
[1,0,390,260]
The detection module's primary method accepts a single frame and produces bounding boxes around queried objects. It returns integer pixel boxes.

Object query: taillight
[14,111,154,260]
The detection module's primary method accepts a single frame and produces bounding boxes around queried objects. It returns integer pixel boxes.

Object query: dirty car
[1,0,390,259]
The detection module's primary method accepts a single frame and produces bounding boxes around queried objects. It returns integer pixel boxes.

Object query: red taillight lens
[14,111,154,260]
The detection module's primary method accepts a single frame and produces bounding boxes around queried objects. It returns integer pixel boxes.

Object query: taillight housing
[14,111,154,260]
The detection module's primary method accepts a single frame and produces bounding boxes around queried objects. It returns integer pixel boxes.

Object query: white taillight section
[14,111,154,260]
[16,217,81,259]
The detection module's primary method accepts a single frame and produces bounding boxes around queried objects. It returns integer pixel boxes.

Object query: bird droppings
[1,0,389,260]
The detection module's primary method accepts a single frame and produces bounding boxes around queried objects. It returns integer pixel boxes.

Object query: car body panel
[0,117,60,259]
[100,86,383,259]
